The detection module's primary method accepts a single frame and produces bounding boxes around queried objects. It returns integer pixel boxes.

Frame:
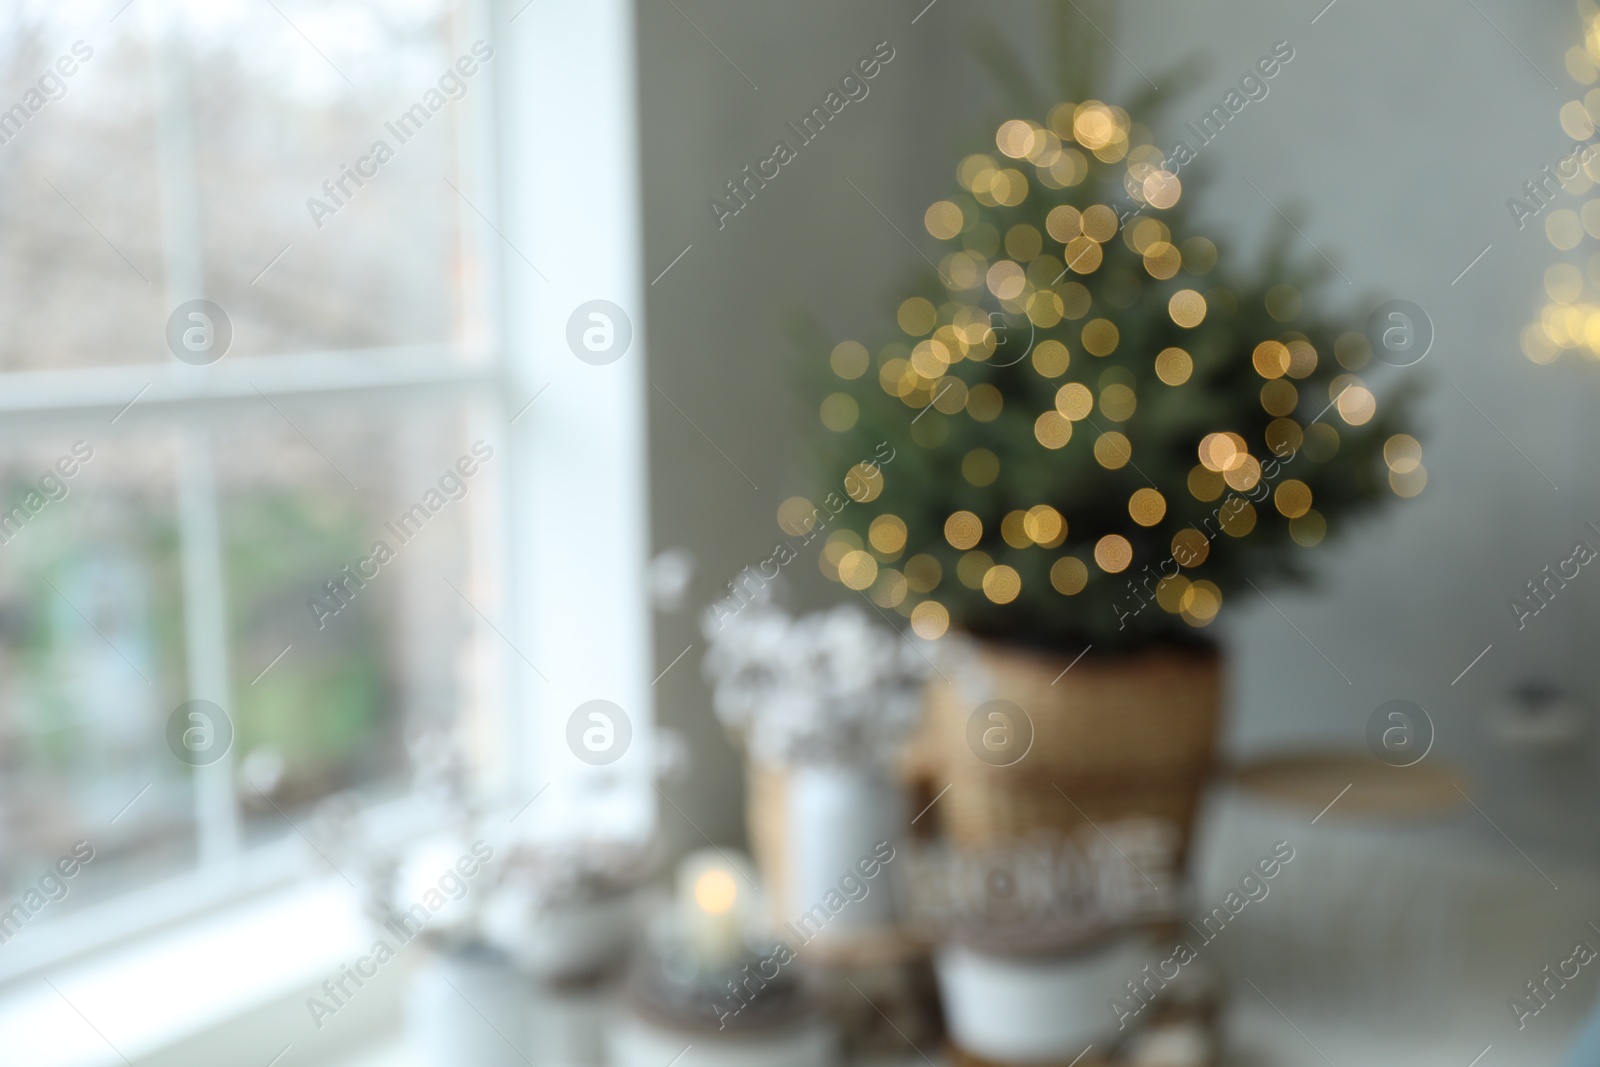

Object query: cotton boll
[648,547,697,612]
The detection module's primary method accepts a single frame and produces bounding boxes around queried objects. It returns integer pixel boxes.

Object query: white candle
[676,850,755,965]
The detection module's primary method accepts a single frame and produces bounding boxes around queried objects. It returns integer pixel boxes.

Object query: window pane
[0,8,166,371]
[0,0,487,373]
[215,396,498,844]
[189,0,490,359]
[0,433,194,915]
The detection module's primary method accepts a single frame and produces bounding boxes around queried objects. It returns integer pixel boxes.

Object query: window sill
[0,878,403,1067]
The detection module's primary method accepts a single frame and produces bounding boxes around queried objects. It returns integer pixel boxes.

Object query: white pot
[482,888,639,981]
[407,945,533,1067]
[784,762,903,939]
[608,1011,834,1067]
[935,935,1152,1063]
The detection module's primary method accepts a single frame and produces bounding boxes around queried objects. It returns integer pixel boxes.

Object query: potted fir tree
[802,6,1424,901]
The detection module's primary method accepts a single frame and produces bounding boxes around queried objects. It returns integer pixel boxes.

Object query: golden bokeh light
[967,383,1004,421]
[1169,289,1207,328]
[932,375,968,413]
[1198,431,1241,472]
[1252,340,1290,379]
[1025,504,1065,545]
[1143,241,1182,279]
[1094,431,1132,469]
[956,550,994,588]
[1063,235,1104,273]
[870,568,908,608]
[1548,209,1583,250]
[982,564,1022,604]
[963,447,1000,486]
[1260,379,1298,417]
[838,550,879,591]
[1563,99,1596,139]
[1335,384,1376,426]
[910,338,952,378]
[1005,224,1043,261]
[1547,262,1585,303]
[1082,204,1119,242]
[1143,169,1181,209]
[1303,422,1339,462]
[847,461,884,502]
[1046,204,1083,243]
[1334,332,1372,370]
[905,554,942,593]
[945,510,983,550]
[1265,418,1304,456]
[1150,574,1186,613]
[1290,509,1326,546]
[1187,463,1224,502]
[898,297,938,336]
[820,392,859,431]
[1223,454,1262,491]
[831,340,869,379]
[996,118,1038,158]
[1082,318,1120,356]
[1072,102,1119,148]
[819,530,861,581]
[869,514,908,556]
[1001,510,1032,549]
[1390,464,1428,498]
[1129,487,1167,526]
[1154,347,1192,385]
[910,600,949,639]
[1285,340,1318,379]
[925,199,964,240]
[1384,434,1423,474]
[1095,534,1133,573]
[1274,479,1312,519]
[1050,556,1088,594]
[1180,236,1217,273]
[1265,284,1302,322]
[1180,580,1221,627]
[1219,502,1257,537]
[1172,528,1209,566]
[777,496,818,537]
[1055,382,1095,420]
[986,260,1027,300]
[1034,410,1074,449]
[1032,339,1071,377]
[1100,383,1137,422]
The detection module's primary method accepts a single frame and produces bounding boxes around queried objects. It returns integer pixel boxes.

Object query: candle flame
[693,868,738,916]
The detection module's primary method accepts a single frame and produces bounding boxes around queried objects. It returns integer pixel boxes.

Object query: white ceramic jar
[934,934,1152,1063]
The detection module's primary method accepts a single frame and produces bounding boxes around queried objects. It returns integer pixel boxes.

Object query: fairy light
[807,99,1419,645]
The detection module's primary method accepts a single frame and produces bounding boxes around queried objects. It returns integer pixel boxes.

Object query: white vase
[407,944,533,1067]
[783,762,904,940]
[934,935,1153,1063]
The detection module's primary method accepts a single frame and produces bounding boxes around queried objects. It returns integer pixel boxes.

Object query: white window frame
[0,0,654,988]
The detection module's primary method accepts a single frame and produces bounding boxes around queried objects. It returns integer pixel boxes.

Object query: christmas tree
[800,8,1423,651]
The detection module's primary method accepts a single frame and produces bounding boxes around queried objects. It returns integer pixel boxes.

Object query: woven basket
[924,638,1222,860]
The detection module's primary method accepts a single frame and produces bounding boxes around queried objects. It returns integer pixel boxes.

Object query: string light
[806,98,1418,645]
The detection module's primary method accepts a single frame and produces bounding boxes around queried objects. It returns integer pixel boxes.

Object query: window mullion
[150,10,242,867]
[176,426,242,867]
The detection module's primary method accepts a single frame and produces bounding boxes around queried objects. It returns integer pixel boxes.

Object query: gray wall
[639,0,1600,863]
